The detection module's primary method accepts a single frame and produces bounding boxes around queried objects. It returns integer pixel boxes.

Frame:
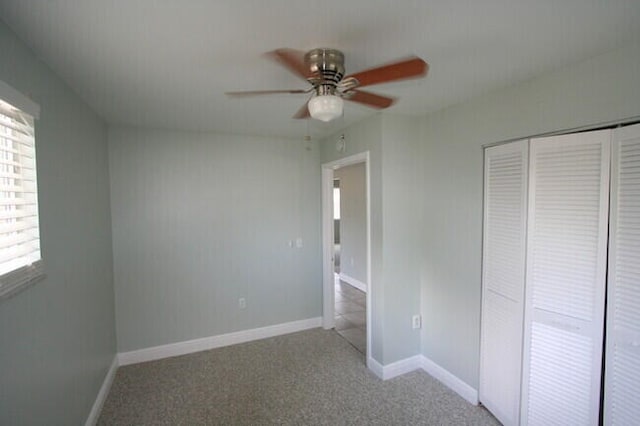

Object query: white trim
[368,354,478,405]
[338,272,367,293]
[420,356,479,405]
[85,355,118,426]
[118,317,322,366]
[322,167,335,330]
[322,151,372,358]
[384,355,423,380]
[0,79,40,118]
[367,356,384,379]
[380,355,423,380]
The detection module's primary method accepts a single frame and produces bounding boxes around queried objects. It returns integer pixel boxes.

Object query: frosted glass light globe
[308,95,343,122]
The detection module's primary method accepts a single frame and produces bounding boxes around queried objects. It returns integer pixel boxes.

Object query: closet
[479,123,640,426]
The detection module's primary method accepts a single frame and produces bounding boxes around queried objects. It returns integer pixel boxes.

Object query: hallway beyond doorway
[334,275,366,354]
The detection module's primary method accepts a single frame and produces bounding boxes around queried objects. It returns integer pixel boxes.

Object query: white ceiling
[1,0,639,140]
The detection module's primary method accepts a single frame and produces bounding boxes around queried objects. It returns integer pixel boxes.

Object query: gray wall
[334,163,366,284]
[321,115,423,365]
[109,127,322,352]
[418,41,640,389]
[321,116,385,361]
[0,20,116,425]
[380,114,422,363]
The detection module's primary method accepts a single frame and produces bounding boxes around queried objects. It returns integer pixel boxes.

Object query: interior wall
[418,41,640,389]
[380,114,422,363]
[320,115,384,361]
[109,126,322,352]
[334,163,366,285]
[0,20,116,425]
[321,114,427,365]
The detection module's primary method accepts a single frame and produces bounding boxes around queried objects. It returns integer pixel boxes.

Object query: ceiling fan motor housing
[304,48,345,95]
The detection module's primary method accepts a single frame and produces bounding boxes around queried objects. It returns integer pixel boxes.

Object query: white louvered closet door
[521,130,611,426]
[480,140,528,426]
[604,123,640,425]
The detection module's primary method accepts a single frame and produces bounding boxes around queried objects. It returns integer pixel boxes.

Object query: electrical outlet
[412,315,422,329]
[296,237,303,248]
[238,298,247,309]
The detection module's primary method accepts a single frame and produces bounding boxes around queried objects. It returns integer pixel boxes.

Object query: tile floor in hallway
[334,276,366,354]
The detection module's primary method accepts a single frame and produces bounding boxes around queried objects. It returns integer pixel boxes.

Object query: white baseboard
[338,273,367,293]
[118,317,322,366]
[367,354,478,406]
[380,355,423,380]
[367,355,422,381]
[85,355,118,426]
[367,356,384,379]
[420,356,479,405]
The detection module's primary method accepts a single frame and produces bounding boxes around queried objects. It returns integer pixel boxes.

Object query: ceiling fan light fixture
[228,49,428,121]
[308,95,343,122]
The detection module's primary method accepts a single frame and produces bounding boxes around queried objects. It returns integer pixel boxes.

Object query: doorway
[322,152,371,359]
[332,167,366,353]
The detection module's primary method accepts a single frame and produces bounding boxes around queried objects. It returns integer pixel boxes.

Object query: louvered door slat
[527,323,592,425]
[604,123,640,425]
[480,140,528,426]
[521,130,610,426]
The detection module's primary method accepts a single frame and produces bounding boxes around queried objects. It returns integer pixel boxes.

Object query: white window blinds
[0,96,43,299]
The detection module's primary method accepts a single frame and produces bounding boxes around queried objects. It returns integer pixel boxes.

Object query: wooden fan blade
[226,89,308,97]
[344,56,428,88]
[345,90,396,109]
[292,102,310,119]
[266,48,314,80]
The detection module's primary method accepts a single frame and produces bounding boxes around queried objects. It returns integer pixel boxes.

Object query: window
[0,80,43,300]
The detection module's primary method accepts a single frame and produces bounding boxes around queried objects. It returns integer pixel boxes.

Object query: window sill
[0,260,45,301]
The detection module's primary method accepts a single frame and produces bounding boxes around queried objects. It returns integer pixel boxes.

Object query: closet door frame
[604,123,640,425]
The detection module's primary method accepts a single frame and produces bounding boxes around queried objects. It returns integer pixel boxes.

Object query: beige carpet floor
[98,328,499,425]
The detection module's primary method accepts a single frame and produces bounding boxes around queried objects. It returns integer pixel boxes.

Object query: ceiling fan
[226,48,429,122]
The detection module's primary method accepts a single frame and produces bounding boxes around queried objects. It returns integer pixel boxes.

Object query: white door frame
[321,151,371,357]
